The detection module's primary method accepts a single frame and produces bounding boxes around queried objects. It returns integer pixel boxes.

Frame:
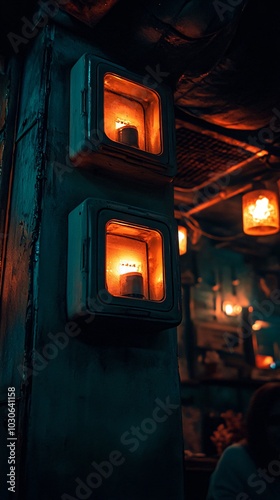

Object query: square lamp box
[69,54,177,181]
[67,198,182,329]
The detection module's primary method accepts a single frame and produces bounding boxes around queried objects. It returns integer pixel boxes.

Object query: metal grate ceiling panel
[175,127,254,190]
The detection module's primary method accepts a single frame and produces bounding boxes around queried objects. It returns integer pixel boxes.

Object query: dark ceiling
[1,0,280,260]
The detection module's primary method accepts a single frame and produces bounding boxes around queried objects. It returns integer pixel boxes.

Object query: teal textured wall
[0,24,184,500]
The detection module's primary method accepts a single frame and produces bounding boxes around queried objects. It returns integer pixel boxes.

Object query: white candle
[120,272,144,298]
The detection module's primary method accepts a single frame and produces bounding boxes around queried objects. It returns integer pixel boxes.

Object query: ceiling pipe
[174,151,278,219]
[174,182,253,218]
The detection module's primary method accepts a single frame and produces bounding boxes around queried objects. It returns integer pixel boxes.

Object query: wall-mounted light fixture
[242,189,280,235]
[178,225,187,255]
[67,199,181,329]
[69,54,176,181]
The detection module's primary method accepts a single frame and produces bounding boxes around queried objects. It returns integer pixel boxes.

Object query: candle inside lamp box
[105,220,165,301]
[119,262,144,298]
[120,272,144,298]
[117,125,139,148]
[104,73,162,154]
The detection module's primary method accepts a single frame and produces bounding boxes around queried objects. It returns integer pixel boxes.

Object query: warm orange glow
[252,320,270,331]
[178,226,187,255]
[242,189,279,235]
[115,120,130,130]
[119,261,142,275]
[104,73,162,154]
[255,354,274,369]
[222,301,242,316]
[106,220,164,300]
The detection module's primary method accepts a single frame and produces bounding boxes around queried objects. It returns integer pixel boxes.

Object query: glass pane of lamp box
[105,220,164,301]
[104,73,162,154]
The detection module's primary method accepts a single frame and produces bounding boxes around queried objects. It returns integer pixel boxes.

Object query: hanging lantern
[242,189,280,235]
[69,54,176,180]
[177,226,187,255]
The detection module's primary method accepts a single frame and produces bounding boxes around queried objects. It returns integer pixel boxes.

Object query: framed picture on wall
[193,320,247,380]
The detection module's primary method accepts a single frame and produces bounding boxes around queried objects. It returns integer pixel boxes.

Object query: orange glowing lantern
[67,199,181,328]
[178,226,187,255]
[69,54,177,180]
[242,189,280,235]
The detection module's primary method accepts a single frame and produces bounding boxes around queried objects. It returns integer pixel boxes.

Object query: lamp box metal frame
[67,198,182,329]
[69,54,177,181]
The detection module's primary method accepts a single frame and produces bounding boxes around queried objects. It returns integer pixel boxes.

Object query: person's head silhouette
[207,382,280,500]
[246,382,280,467]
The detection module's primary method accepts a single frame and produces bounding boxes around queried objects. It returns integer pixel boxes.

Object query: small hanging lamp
[178,225,187,255]
[242,189,279,236]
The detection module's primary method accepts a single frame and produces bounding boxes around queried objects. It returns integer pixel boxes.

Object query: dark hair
[246,382,280,467]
